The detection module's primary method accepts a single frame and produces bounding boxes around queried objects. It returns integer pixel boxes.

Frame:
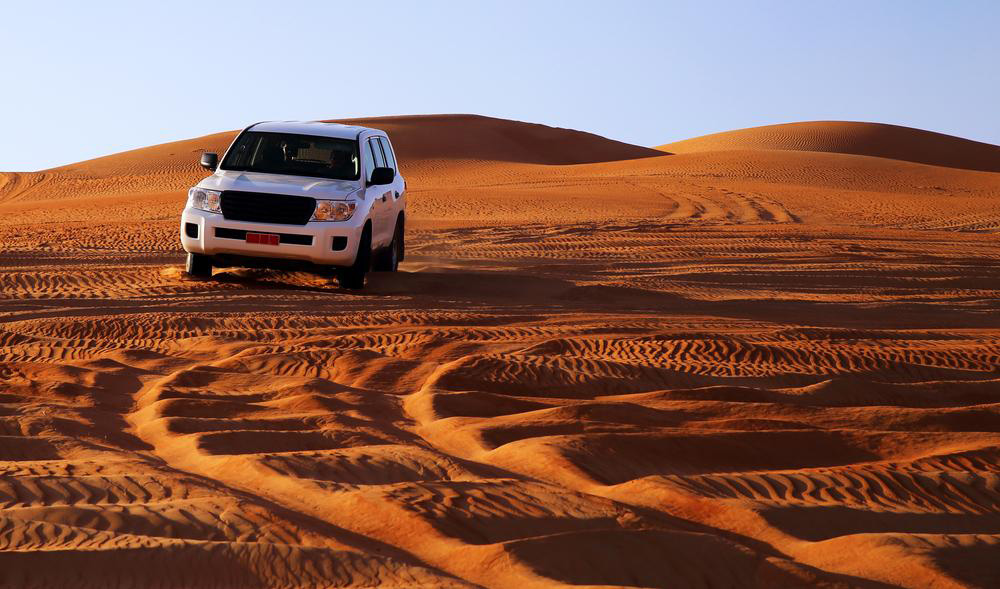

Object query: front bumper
[180,207,363,266]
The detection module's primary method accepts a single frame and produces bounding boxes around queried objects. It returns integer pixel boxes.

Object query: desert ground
[1,114,999,588]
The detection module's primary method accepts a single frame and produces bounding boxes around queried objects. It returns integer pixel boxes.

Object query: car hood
[200,171,361,200]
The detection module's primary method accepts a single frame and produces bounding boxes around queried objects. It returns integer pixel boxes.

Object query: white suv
[180,121,405,289]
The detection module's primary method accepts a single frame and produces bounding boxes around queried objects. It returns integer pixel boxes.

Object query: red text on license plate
[246,232,279,245]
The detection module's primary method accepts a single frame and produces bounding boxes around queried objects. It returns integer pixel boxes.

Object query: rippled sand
[1,115,999,588]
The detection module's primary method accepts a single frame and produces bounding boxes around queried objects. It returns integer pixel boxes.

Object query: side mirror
[200,152,218,171]
[369,166,395,186]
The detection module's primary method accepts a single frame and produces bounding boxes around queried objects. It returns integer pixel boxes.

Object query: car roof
[248,120,384,140]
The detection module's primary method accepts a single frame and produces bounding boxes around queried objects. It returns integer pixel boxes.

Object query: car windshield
[220,131,360,181]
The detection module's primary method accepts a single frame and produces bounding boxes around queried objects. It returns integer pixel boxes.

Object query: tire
[338,224,371,289]
[185,252,212,278]
[373,220,403,272]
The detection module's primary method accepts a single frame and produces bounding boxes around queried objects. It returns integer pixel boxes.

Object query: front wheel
[338,225,371,289]
[185,253,212,278]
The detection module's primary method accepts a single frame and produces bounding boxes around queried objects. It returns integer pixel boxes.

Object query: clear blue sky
[2,0,998,171]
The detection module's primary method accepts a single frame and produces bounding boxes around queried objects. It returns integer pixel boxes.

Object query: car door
[377,136,404,236]
[367,136,393,247]
[362,137,389,247]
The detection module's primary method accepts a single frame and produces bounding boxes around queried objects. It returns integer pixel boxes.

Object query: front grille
[215,227,313,246]
[220,191,316,225]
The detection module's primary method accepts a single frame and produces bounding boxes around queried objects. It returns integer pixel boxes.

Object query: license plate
[246,232,279,245]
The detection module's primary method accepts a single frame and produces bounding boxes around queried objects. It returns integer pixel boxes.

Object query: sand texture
[1,115,999,587]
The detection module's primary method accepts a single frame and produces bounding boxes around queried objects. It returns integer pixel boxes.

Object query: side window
[363,139,376,181]
[370,138,386,168]
[377,137,397,171]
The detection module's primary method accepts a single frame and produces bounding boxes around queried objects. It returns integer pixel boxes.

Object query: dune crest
[332,114,663,164]
[659,120,1000,172]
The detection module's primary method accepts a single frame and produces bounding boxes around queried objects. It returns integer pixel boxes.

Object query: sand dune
[0,115,658,205]
[336,114,664,165]
[1,115,1000,587]
[659,120,1000,173]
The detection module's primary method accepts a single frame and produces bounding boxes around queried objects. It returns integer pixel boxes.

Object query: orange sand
[1,115,999,587]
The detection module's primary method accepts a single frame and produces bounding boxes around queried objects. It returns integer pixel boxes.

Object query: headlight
[311,200,356,221]
[188,188,221,213]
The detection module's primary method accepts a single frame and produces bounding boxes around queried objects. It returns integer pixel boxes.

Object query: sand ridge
[658,120,1000,173]
[1,115,1000,587]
